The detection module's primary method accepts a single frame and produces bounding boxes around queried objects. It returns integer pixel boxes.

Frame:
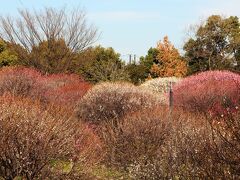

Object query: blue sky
[0,0,240,60]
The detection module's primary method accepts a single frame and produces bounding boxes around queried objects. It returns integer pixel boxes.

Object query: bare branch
[0,7,98,52]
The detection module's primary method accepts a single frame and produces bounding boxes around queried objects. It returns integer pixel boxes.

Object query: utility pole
[134,54,136,64]
[128,54,138,64]
[129,54,132,64]
[169,81,173,109]
[168,81,173,121]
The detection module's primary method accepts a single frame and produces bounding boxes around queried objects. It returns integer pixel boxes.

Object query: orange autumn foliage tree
[150,36,187,78]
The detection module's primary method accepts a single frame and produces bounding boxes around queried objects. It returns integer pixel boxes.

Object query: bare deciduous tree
[0,7,98,53]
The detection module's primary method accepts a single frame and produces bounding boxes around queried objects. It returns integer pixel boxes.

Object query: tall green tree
[29,39,78,74]
[79,46,129,83]
[140,47,159,70]
[126,47,159,84]
[126,62,148,84]
[0,40,18,67]
[184,15,240,74]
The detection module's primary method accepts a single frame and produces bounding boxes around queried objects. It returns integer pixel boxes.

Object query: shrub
[42,73,85,89]
[47,84,92,106]
[100,107,214,178]
[0,67,91,107]
[0,66,45,100]
[0,95,102,179]
[76,82,163,125]
[100,106,240,179]
[208,110,240,177]
[125,114,213,179]
[141,77,181,94]
[100,106,172,169]
[43,74,92,106]
[140,76,181,104]
[173,70,240,117]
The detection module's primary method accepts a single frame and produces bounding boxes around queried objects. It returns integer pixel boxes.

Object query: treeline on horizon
[0,7,239,84]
